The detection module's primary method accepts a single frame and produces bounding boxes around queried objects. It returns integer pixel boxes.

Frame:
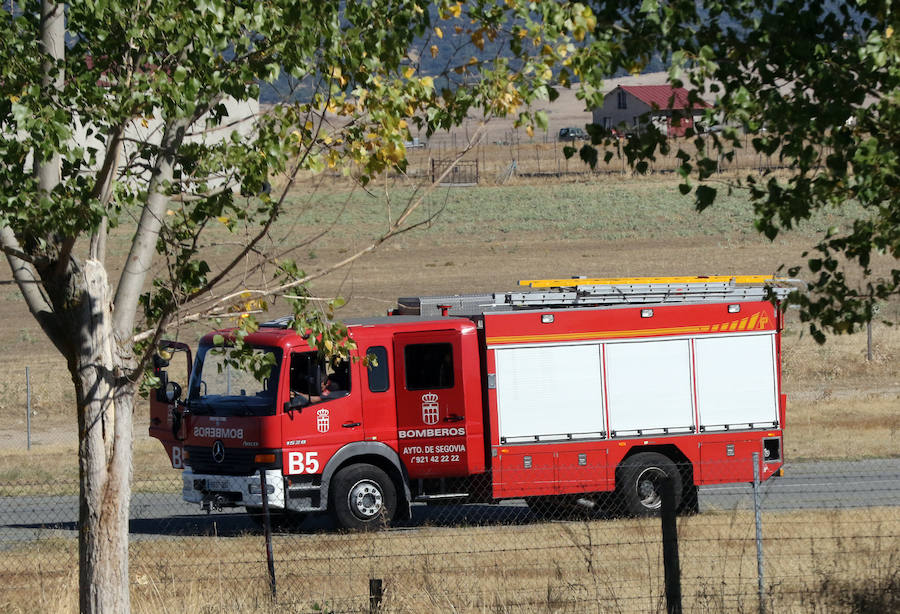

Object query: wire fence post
[752,452,766,614]
[259,469,277,600]
[369,578,383,613]
[661,475,682,614]
[25,367,31,451]
[867,319,873,361]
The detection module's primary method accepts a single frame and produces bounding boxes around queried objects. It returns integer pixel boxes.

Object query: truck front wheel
[618,452,682,516]
[331,463,397,530]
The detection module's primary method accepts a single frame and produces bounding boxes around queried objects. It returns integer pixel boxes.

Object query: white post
[26,366,31,450]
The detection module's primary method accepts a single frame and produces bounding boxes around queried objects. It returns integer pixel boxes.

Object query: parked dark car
[558,127,588,141]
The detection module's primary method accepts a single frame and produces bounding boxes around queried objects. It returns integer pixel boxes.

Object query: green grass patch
[275,180,868,245]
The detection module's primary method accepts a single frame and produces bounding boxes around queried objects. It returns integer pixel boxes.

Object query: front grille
[186,446,280,475]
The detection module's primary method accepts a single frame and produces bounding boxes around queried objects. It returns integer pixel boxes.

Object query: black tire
[617,452,683,517]
[330,463,397,530]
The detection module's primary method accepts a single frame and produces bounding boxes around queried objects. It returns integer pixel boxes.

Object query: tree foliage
[565,0,899,340]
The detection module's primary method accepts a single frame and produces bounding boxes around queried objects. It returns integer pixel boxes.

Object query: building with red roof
[592,85,710,137]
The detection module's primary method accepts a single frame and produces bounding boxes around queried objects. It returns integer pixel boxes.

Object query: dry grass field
[2,507,896,613]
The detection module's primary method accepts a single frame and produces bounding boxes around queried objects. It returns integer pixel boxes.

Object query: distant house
[592,85,709,137]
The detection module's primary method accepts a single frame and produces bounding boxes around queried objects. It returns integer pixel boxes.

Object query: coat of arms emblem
[421,392,439,425]
[316,408,330,433]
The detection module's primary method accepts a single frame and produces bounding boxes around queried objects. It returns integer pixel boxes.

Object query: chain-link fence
[1,454,898,613]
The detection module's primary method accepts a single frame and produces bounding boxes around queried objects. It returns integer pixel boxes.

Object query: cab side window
[289,353,351,404]
[366,346,390,392]
[404,343,454,390]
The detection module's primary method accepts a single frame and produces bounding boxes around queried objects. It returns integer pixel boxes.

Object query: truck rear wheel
[618,452,682,516]
[330,463,397,530]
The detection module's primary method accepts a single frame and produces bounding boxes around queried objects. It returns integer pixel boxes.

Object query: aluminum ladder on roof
[397,275,804,317]
[509,275,803,307]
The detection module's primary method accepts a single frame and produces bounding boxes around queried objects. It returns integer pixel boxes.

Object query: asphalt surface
[1,458,898,545]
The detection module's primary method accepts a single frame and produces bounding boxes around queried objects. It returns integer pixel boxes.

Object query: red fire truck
[150,275,797,529]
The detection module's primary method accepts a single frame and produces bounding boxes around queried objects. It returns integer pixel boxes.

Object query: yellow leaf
[404,66,415,78]
[399,119,408,129]
[434,26,443,39]
[304,120,314,131]
[166,209,175,216]
[887,26,894,38]
[471,29,484,50]
[332,66,347,87]
[217,216,230,225]
[450,3,461,17]
[430,44,439,58]
[526,125,534,137]
[421,76,434,89]
[141,118,149,128]
[8,95,19,103]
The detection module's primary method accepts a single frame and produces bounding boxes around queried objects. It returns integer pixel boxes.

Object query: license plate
[206,479,229,491]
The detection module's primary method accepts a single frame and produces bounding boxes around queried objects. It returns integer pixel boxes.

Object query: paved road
[2,458,898,545]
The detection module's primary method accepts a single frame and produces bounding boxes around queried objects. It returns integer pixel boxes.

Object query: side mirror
[283,395,308,414]
[165,381,182,403]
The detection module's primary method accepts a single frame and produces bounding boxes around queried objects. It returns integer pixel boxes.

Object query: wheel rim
[347,478,384,519]
[635,466,666,509]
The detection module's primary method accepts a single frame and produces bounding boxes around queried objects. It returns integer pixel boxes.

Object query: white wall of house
[591,88,652,133]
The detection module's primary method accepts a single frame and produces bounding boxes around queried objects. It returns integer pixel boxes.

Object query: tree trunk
[74,260,134,614]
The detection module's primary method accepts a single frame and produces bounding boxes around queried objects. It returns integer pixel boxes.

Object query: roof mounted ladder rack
[395,275,804,317]
[509,275,803,307]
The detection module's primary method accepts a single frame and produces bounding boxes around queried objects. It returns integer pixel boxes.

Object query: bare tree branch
[130,123,490,341]
[112,117,190,340]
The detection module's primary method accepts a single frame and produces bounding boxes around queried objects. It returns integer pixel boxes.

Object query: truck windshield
[187,345,282,416]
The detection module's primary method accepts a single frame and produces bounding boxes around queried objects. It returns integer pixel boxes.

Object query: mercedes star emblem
[212,440,225,463]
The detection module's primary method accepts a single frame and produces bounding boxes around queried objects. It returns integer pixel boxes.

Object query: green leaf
[695,185,717,211]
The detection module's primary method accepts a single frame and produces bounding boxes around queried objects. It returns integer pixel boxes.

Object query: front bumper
[182,467,286,510]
